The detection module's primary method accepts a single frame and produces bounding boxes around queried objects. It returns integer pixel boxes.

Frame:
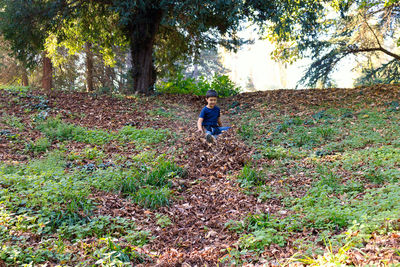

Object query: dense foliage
[157,73,241,97]
[262,0,400,87]
[0,0,329,94]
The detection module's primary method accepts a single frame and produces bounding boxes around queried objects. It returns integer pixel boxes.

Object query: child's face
[206,97,217,108]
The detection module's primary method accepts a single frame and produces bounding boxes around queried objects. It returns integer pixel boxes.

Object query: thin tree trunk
[21,68,28,86]
[105,65,113,91]
[129,9,163,95]
[85,42,94,92]
[42,52,53,93]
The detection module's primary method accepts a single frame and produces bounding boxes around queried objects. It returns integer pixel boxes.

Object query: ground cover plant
[36,116,171,147]
[0,85,400,265]
[0,148,185,265]
[225,85,400,265]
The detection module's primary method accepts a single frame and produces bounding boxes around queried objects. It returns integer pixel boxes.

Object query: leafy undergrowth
[0,150,185,265]
[1,85,400,265]
[225,85,400,265]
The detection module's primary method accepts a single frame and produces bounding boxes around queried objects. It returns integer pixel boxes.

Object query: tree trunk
[129,9,163,95]
[21,68,28,86]
[105,65,113,90]
[42,52,53,92]
[85,42,94,92]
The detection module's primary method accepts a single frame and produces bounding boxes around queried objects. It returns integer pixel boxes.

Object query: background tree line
[0,0,399,94]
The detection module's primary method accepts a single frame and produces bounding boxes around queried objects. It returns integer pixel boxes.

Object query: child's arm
[197,118,204,133]
[217,117,222,127]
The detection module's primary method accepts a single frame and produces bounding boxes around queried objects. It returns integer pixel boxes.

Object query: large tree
[0,0,323,95]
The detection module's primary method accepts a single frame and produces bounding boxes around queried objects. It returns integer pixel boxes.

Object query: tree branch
[347,47,381,54]
[362,14,382,48]
[347,47,400,61]
[379,47,400,61]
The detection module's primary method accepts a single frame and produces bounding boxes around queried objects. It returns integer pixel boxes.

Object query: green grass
[36,117,83,141]
[237,164,265,187]
[146,107,174,118]
[0,150,184,265]
[292,183,400,235]
[134,187,172,209]
[0,85,30,95]
[36,116,171,147]
[2,87,399,265]
[226,183,400,263]
[118,156,186,209]
[1,114,25,130]
[118,126,170,145]
[0,152,94,232]
[239,107,400,154]
[25,137,52,154]
[82,155,185,209]
[229,103,400,264]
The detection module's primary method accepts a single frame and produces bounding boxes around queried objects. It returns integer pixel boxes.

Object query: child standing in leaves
[197,90,230,143]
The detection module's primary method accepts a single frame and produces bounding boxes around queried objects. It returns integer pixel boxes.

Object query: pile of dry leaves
[175,128,253,178]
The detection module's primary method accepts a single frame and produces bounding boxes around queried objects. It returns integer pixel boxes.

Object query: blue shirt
[199,106,220,126]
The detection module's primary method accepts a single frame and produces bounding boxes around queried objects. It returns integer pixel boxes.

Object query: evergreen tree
[262,0,400,87]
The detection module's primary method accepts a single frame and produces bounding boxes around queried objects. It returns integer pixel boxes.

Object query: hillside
[1,85,400,266]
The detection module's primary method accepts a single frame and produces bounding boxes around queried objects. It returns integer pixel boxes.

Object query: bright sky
[219,27,357,91]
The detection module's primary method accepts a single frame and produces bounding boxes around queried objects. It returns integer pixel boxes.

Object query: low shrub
[157,72,241,97]
[56,215,139,241]
[239,228,286,251]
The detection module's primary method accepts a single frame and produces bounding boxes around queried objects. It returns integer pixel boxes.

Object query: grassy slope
[0,85,399,266]
[225,85,400,265]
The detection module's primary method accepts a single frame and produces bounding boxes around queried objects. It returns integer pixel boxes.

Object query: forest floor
[1,85,400,266]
